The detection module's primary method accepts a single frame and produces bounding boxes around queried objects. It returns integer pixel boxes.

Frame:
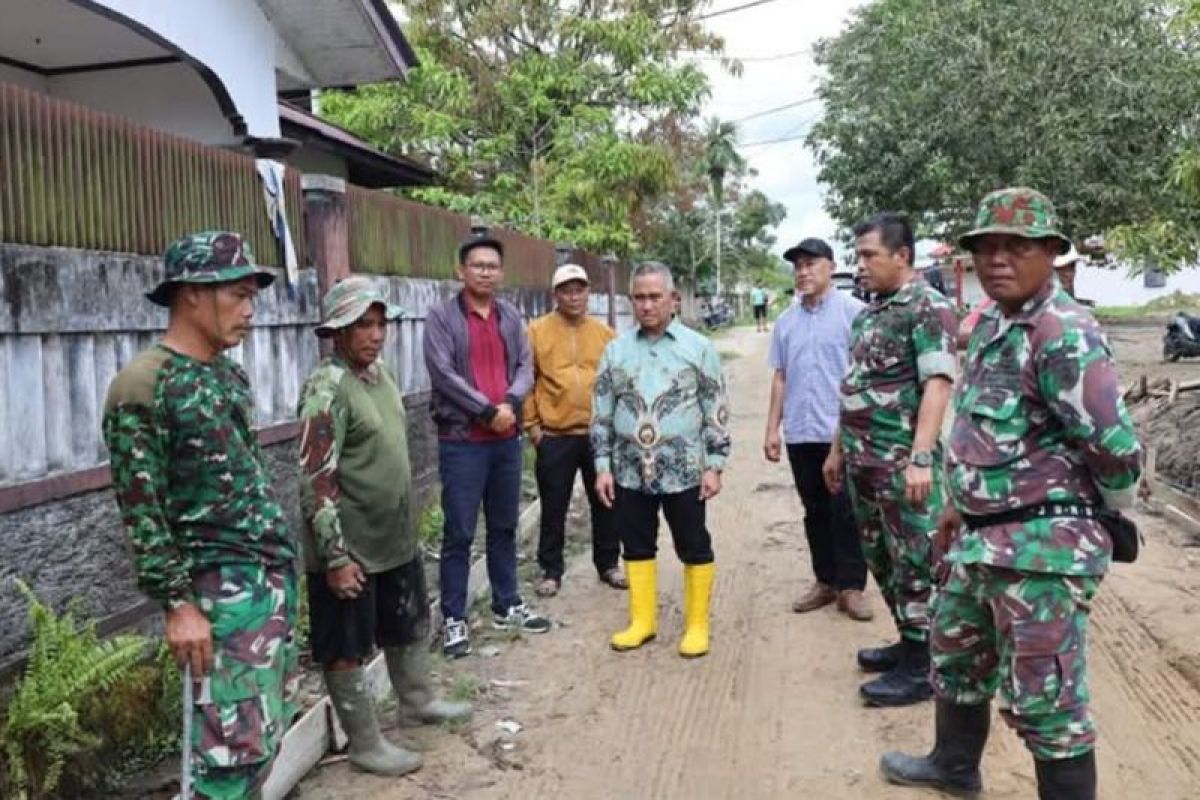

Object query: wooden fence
[0,80,304,266]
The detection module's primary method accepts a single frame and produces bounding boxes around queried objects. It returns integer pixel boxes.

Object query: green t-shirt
[298,357,416,573]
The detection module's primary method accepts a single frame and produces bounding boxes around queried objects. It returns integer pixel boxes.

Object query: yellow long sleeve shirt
[524,311,615,435]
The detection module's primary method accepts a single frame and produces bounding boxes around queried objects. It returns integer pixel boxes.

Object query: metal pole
[603,253,617,330]
[180,663,193,800]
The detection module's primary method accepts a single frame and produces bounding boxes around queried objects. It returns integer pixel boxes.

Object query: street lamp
[554,242,573,267]
[469,215,490,237]
[601,252,618,329]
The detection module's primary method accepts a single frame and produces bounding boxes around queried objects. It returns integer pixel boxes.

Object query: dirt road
[298,326,1200,800]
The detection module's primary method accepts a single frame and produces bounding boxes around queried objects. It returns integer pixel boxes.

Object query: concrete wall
[1078,264,1200,307]
[0,243,630,666]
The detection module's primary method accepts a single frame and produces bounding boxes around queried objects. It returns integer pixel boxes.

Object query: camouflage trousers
[931,560,1100,760]
[191,564,299,799]
[845,462,941,642]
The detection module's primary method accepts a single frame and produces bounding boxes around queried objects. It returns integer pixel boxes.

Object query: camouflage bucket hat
[959,187,1072,254]
[146,231,277,306]
[315,276,404,338]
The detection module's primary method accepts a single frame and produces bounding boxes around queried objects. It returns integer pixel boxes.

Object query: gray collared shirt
[768,289,864,444]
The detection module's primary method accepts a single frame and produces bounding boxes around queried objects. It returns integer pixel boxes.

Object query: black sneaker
[442,618,471,659]
[492,602,552,634]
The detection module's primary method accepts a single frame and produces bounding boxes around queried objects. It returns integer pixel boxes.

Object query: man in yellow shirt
[526,264,624,596]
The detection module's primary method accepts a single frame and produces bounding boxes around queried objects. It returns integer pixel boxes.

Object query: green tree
[702,118,747,294]
[806,0,1200,268]
[322,0,724,254]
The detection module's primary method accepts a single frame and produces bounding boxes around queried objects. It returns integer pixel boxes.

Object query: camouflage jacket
[838,277,959,466]
[103,345,294,605]
[946,280,1143,575]
[297,357,416,574]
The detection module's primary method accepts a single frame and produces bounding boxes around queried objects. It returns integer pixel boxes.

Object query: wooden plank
[7,335,48,478]
[41,333,71,472]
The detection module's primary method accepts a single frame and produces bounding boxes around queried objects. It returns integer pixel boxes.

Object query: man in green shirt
[104,231,297,799]
[298,277,471,777]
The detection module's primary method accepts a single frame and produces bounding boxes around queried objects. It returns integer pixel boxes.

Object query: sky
[697,0,862,263]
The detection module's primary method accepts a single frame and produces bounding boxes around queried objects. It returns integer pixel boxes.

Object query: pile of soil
[1129,386,1200,493]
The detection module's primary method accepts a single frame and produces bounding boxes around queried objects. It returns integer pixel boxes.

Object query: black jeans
[614,485,714,564]
[786,442,867,591]
[535,434,620,579]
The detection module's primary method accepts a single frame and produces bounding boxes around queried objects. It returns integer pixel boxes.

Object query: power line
[731,97,818,123]
[695,0,788,21]
[686,47,811,62]
[740,132,809,148]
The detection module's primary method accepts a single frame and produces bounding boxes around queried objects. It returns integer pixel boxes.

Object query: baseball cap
[552,264,590,289]
[783,238,835,263]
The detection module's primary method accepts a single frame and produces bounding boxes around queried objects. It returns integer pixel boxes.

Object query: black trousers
[614,485,714,564]
[786,442,867,590]
[535,434,620,579]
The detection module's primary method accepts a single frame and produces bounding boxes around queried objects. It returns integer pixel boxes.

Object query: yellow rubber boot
[610,559,657,651]
[679,563,715,658]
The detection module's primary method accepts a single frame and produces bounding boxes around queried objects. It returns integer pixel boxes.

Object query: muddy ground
[294,325,1200,800]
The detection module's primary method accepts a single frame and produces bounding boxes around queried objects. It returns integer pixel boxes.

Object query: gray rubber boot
[385,645,473,727]
[325,668,422,776]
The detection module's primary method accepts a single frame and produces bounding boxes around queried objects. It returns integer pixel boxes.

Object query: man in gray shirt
[764,238,871,621]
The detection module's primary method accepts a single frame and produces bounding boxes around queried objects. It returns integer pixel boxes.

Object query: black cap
[458,235,505,264]
[783,237,834,263]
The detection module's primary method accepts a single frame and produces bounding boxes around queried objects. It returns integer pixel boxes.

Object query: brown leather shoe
[837,589,874,622]
[792,583,837,613]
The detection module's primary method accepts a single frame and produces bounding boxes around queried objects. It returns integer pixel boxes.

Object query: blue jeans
[438,437,523,620]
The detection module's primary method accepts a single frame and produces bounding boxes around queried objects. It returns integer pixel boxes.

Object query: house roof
[263,0,420,91]
[279,101,434,188]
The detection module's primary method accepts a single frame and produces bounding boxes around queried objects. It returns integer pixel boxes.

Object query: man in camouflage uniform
[298,277,470,778]
[880,188,1142,800]
[103,232,297,799]
[823,212,958,707]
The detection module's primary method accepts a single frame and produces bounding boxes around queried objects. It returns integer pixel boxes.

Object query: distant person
[524,264,623,597]
[824,212,959,707]
[103,232,296,798]
[593,262,731,658]
[765,238,871,622]
[751,282,770,332]
[880,187,1142,800]
[424,235,551,658]
[299,277,471,777]
[1054,246,1093,305]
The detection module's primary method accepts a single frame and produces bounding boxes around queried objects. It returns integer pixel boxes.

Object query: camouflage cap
[959,187,1072,254]
[146,231,276,306]
[315,275,404,338]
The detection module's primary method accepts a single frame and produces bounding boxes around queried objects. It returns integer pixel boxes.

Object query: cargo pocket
[1008,618,1082,716]
[196,691,270,769]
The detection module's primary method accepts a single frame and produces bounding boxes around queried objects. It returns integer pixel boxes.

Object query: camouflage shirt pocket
[955,389,1027,466]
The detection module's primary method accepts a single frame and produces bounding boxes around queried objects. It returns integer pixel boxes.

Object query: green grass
[1096,290,1200,321]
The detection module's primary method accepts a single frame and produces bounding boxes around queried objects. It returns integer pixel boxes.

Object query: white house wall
[90,0,282,140]
[0,63,46,92]
[49,63,233,145]
[1078,265,1200,307]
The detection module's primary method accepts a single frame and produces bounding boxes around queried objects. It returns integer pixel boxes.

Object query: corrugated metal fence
[0,80,304,266]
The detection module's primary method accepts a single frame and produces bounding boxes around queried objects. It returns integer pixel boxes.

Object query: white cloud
[698,0,862,262]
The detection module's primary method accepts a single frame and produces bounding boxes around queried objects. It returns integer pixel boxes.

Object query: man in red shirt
[424,236,552,658]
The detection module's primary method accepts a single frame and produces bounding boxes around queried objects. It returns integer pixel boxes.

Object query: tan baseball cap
[552,264,590,289]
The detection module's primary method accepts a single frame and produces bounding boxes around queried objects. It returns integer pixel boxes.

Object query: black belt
[962,502,1140,564]
[961,502,1100,530]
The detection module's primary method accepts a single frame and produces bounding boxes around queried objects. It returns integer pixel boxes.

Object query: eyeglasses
[466,262,503,273]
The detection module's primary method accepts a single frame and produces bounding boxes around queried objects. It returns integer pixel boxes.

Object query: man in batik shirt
[592,262,731,659]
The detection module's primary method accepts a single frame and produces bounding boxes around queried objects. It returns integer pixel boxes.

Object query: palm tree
[703,118,746,296]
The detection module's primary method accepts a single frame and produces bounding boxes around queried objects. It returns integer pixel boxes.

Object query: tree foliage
[806,0,1200,267]
[322,0,724,254]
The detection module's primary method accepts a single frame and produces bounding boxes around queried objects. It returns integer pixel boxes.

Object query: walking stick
[180,662,193,800]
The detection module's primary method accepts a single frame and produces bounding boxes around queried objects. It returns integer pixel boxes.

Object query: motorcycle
[1162,312,1200,361]
[702,300,734,330]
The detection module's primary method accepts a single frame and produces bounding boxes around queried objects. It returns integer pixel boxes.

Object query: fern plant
[0,581,145,799]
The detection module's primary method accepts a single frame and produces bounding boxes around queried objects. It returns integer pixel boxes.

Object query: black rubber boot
[879,700,989,797]
[860,638,934,707]
[857,640,903,673]
[1034,752,1096,800]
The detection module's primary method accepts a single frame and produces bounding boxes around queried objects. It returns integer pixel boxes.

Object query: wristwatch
[911,450,934,468]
